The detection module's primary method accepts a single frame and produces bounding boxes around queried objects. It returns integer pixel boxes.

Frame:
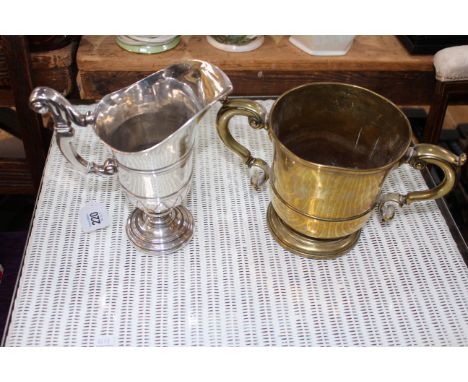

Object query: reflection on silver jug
[30,60,233,254]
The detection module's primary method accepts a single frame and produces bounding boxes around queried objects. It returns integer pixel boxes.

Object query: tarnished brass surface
[267,204,361,259]
[217,99,270,189]
[405,144,466,203]
[216,82,465,257]
[378,144,466,221]
[271,140,386,239]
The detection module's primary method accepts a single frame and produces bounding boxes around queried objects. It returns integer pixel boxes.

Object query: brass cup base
[266,204,361,259]
[126,206,193,255]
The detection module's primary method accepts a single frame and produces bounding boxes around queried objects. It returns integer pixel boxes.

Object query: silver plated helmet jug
[30,60,233,254]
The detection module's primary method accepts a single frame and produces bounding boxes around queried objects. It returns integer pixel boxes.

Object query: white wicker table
[3,101,468,346]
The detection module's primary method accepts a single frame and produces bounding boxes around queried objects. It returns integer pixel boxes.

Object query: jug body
[30,60,233,254]
[92,76,204,213]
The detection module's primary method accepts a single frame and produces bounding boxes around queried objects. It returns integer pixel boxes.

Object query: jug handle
[29,87,117,176]
[378,144,466,221]
[216,99,270,190]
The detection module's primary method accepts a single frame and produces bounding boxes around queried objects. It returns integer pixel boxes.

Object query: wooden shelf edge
[77,68,436,104]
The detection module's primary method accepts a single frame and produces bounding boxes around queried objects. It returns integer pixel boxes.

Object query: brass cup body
[268,83,410,239]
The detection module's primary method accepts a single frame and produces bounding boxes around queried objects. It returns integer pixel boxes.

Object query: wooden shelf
[77,35,436,104]
[0,39,76,107]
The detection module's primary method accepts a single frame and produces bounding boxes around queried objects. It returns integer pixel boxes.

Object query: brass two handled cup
[216,83,466,259]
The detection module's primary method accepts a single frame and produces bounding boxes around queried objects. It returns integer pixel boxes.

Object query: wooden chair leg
[423,80,449,144]
[2,36,46,193]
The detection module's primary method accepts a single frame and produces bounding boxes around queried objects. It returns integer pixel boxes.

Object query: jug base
[126,206,193,255]
[266,204,360,259]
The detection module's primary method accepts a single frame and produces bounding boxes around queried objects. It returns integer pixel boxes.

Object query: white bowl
[289,35,355,56]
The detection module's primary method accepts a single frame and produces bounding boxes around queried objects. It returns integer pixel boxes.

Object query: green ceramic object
[116,36,180,54]
[210,35,257,46]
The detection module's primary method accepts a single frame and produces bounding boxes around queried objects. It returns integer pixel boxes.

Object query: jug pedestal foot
[126,206,193,254]
[266,204,360,259]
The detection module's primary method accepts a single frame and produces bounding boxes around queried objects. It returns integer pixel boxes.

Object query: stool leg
[423,80,449,144]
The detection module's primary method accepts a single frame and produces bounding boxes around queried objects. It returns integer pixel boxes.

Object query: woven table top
[4,101,468,346]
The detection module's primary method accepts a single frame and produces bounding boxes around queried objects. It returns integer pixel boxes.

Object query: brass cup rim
[268,82,413,174]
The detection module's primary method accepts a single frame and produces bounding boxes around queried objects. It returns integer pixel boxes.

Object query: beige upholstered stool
[423,45,468,143]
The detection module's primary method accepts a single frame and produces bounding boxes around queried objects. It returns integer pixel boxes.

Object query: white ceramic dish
[289,35,355,56]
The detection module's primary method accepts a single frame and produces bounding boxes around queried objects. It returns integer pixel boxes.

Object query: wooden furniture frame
[423,79,468,143]
[0,36,46,194]
[76,35,436,105]
[0,36,76,194]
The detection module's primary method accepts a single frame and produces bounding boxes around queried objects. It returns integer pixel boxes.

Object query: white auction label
[95,335,117,346]
[79,201,110,233]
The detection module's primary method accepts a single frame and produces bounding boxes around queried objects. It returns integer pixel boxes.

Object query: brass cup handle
[216,99,270,190]
[379,143,467,221]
